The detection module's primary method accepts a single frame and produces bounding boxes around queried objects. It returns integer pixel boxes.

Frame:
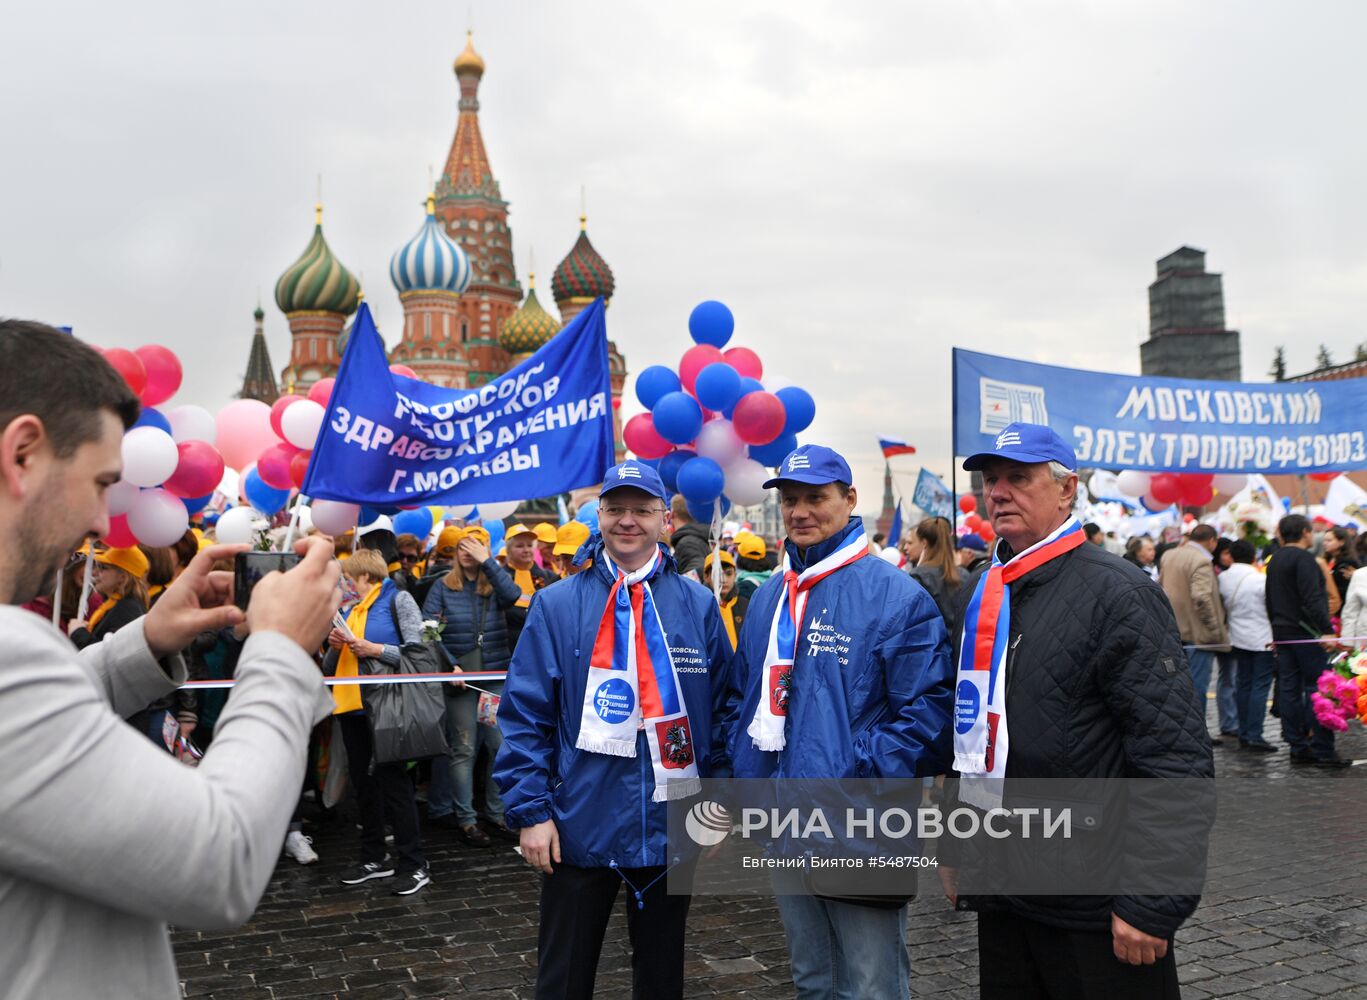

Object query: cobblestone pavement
[176,721,1367,999]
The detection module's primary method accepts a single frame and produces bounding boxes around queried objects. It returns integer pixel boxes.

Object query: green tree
[1269,346,1287,381]
[1356,341,1367,363]
[1316,344,1334,369]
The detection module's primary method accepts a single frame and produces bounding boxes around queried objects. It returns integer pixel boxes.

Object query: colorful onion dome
[274,204,360,315]
[499,276,561,355]
[551,216,615,304]
[453,31,485,78]
[390,194,472,296]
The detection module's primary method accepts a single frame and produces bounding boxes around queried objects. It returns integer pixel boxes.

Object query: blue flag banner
[953,348,1367,473]
[913,467,953,520]
[887,504,904,547]
[301,299,615,505]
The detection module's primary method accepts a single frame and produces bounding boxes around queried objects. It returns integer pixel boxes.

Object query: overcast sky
[4,1,1365,513]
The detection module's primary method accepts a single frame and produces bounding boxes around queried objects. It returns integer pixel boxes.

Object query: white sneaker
[284,831,318,865]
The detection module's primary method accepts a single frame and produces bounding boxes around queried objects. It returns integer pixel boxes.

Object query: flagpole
[79,548,94,618]
[52,565,63,628]
[950,347,958,520]
[711,497,722,600]
[282,495,307,552]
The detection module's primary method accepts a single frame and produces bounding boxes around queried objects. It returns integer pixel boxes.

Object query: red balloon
[163,440,226,498]
[979,522,995,540]
[1181,484,1216,507]
[1309,472,1338,482]
[723,346,763,381]
[611,397,622,410]
[103,348,147,397]
[390,364,418,380]
[257,441,301,489]
[308,378,336,406]
[731,391,786,445]
[134,345,183,406]
[965,513,983,530]
[623,412,673,459]
[289,450,312,489]
[959,494,977,514]
[679,345,726,393]
[1181,472,1213,487]
[104,513,138,548]
[269,395,302,440]
[1149,473,1182,504]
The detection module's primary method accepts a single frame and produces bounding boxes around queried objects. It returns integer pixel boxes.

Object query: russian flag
[879,437,917,458]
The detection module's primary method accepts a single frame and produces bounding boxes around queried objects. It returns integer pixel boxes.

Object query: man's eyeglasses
[599,504,666,520]
[398,553,421,564]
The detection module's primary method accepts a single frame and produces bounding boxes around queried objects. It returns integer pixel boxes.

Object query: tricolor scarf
[576,547,700,802]
[954,517,1084,809]
[747,521,869,752]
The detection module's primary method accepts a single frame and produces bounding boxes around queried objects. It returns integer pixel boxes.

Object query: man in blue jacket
[493,460,734,1000]
[730,444,954,1000]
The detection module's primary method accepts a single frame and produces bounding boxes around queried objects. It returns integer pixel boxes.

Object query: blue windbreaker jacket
[492,539,735,868]
[729,519,955,780]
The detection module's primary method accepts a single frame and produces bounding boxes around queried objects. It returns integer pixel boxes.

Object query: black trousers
[535,862,691,1000]
[338,713,426,873]
[978,910,1181,999]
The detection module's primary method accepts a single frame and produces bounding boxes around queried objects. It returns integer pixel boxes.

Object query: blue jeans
[1233,648,1276,744]
[1215,653,1239,734]
[775,893,909,1000]
[428,684,505,826]
[1187,650,1215,731]
[1275,637,1336,759]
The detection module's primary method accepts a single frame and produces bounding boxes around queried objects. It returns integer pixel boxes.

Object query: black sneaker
[1313,755,1352,769]
[339,860,395,885]
[394,869,431,896]
[1240,739,1277,753]
[1290,750,1317,765]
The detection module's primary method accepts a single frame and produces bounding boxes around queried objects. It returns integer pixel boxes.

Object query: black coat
[670,522,712,577]
[946,540,1214,939]
[1265,545,1331,636]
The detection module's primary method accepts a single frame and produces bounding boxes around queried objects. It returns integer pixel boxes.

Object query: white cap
[356,514,394,538]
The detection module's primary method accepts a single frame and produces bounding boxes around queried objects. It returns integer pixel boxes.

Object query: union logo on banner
[979,378,1049,434]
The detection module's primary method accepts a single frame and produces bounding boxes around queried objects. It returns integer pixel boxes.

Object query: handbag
[360,598,451,764]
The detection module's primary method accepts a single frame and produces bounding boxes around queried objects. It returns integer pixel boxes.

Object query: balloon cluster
[622,301,816,518]
[1113,470,1247,512]
[956,494,995,543]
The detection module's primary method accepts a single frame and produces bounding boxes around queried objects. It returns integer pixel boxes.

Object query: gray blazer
[0,608,334,999]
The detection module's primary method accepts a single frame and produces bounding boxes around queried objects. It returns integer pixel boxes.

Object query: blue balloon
[725,377,765,419]
[688,300,735,349]
[181,493,212,515]
[635,365,682,409]
[575,499,600,532]
[694,362,742,412]
[676,456,725,503]
[686,496,731,523]
[749,433,799,467]
[652,391,704,445]
[1281,497,1292,512]
[485,519,506,553]
[775,386,816,436]
[133,407,171,434]
[658,448,697,492]
[392,508,433,538]
[243,467,290,515]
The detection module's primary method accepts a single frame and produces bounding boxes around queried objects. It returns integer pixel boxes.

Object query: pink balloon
[390,364,418,379]
[731,391,787,445]
[269,395,302,440]
[679,345,726,394]
[623,413,673,460]
[164,440,226,498]
[134,345,183,406]
[257,441,301,490]
[308,378,336,406]
[104,513,138,548]
[723,347,763,381]
[215,399,278,471]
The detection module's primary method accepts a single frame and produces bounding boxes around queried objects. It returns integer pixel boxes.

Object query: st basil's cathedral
[239,33,627,458]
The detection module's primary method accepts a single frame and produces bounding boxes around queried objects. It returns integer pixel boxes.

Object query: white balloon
[105,479,140,517]
[695,419,748,467]
[477,500,522,520]
[311,499,360,536]
[1211,474,1246,495]
[121,427,180,487]
[294,504,313,534]
[1115,470,1151,497]
[446,503,478,519]
[216,467,240,502]
[127,488,190,547]
[166,404,217,445]
[215,505,265,546]
[281,400,326,450]
[723,458,770,507]
[879,547,903,565]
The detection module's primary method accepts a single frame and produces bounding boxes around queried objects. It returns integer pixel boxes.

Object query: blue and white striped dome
[389,196,472,295]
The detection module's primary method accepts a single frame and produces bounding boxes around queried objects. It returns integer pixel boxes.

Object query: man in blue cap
[493,460,734,1000]
[941,422,1214,998]
[730,444,955,999]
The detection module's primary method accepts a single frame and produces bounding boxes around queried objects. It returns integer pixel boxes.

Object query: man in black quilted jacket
[941,423,1214,999]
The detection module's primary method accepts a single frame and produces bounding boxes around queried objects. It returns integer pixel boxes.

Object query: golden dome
[453,32,485,77]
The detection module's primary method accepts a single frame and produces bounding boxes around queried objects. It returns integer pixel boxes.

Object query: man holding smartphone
[0,320,344,999]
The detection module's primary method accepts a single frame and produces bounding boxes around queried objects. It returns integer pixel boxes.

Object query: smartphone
[234,551,301,611]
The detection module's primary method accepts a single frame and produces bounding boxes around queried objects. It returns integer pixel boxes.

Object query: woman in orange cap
[69,546,150,650]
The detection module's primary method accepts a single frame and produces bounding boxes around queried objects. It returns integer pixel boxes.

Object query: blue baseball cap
[963,422,1077,472]
[957,533,987,552]
[762,444,854,489]
[599,460,667,500]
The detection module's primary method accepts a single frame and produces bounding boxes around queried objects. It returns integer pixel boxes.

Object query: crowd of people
[4,318,1360,1000]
